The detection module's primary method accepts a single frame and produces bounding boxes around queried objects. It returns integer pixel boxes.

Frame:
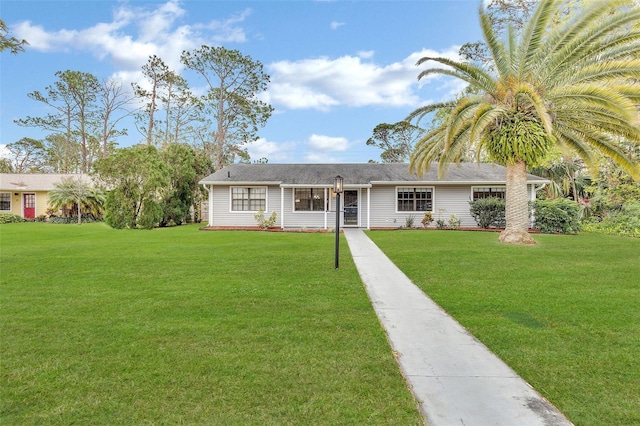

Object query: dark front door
[23,193,35,219]
[343,190,358,226]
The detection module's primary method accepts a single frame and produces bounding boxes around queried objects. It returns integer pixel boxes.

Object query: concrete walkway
[343,229,573,426]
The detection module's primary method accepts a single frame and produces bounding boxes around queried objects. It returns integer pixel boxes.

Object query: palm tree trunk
[499,160,535,244]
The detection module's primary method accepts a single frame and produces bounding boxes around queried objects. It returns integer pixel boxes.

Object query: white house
[199,163,548,230]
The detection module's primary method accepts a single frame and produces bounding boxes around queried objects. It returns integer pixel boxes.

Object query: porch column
[324,187,328,229]
[367,187,371,230]
[280,186,285,229]
[208,185,214,225]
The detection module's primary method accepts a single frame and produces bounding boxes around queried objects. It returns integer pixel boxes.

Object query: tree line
[2,45,273,175]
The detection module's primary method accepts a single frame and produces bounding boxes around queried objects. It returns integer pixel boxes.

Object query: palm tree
[408,0,640,244]
[48,177,105,225]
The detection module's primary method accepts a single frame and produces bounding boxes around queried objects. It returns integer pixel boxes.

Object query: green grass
[367,230,640,426]
[0,223,423,425]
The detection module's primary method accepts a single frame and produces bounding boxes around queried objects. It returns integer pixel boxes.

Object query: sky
[0,0,484,164]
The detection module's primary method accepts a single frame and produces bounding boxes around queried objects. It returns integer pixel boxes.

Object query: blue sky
[1,0,483,164]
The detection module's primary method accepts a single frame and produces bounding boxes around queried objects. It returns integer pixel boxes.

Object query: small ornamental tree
[48,176,105,225]
[93,145,169,229]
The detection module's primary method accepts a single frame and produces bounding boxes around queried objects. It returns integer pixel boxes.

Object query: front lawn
[0,223,422,425]
[367,230,640,426]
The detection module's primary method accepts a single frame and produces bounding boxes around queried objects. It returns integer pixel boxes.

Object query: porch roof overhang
[371,179,550,185]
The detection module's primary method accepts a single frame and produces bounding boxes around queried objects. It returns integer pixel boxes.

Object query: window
[472,186,506,201]
[294,188,326,211]
[397,187,432,212]
[0,193,10,211]
[231,187,266,211]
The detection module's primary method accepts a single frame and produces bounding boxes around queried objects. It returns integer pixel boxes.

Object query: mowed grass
[0,223,423,425]
[367,230,640,426]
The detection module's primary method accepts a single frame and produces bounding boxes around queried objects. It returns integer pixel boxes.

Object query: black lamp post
[334,175,343,269]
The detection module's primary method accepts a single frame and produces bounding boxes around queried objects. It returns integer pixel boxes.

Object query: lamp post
[334,175,343,269]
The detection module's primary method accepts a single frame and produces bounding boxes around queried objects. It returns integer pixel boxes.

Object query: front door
[343,190,358,226]
[23,193,36,219]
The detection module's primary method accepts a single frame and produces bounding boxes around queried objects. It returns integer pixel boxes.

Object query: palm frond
[409,125,447,176]
[516,0,561,79]
[533,1,623,69]
[563,60,640,86]
[416,57,497,94]
[444,97,482,146]
[541,6,640,86]
[405,101,455,124]
[469,103,504,144]
[549,84,639,124]
[553,126,599,175]
[512,82,553,134]
[479,6,509,79]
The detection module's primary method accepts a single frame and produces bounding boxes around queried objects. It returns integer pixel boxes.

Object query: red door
[23,193,36,219]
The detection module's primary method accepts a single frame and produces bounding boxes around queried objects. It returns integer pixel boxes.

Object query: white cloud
[246,137,296,162]
[266,46,461,111]
[0,144,10,159]
[11,1,250,81]
[304,152,343,163]
[330,21,345,30]
[308,134,349,152]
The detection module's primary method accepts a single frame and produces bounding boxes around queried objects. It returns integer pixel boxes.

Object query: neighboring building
[0,173,91,219]
[199,163,548,230]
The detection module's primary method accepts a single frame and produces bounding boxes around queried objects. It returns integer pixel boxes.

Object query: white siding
[432,185,475,227]
[209,185,282,227]
[281,187,330,229]
[369,185,478,228]
[369,186,402,228]
[207,183,538,229]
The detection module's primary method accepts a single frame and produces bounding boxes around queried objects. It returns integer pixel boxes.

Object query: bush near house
[0,213,25,224]
[582,202,640,238]
[533,198,581,234]
[469,197,506,228]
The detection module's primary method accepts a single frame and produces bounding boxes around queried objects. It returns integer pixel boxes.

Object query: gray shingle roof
[199,163,548,186]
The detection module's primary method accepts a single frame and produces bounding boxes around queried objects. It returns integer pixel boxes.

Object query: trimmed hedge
[469,197,506,228]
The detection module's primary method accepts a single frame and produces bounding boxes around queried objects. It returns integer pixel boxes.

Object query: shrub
[404,215,415,228]
[0,213,26,224]
[421,212,434,227]
[469,197,506,228]
[448,214,461,230]
[49,214,101,224]
[533,198,581,234]
[254,208,277,230]
[435,219,447,229]
[582,202,640,238]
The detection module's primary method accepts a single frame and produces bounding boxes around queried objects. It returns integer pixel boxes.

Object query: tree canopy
[408,0,640,244]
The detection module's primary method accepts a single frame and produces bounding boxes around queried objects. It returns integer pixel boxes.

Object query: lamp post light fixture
[334,175,344,269]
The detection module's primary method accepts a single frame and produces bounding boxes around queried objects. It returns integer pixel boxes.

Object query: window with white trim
[231,187,266,211]
[0,193,10,211]
[294,188,326,211]
[397,187,433,212]
[472,186,506,201]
